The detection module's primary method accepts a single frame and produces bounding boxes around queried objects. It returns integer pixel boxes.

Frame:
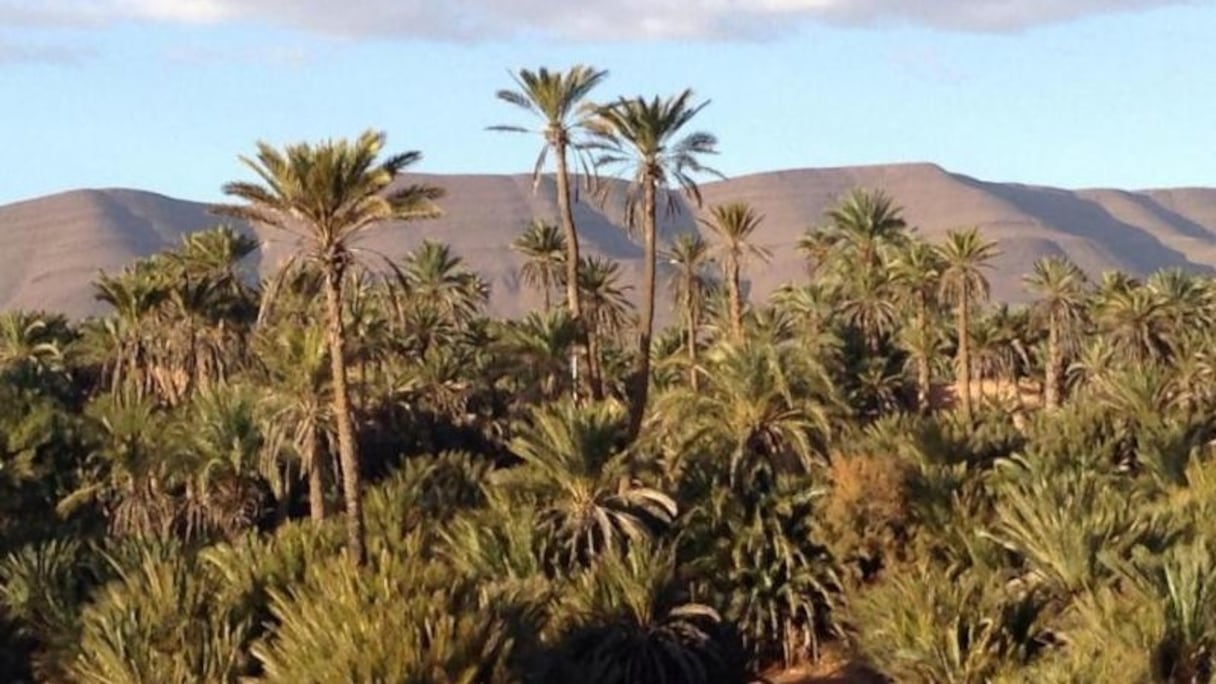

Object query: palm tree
[578,256,635,398]
[1024,256,1089,410]
[838,268,901,353]
[499,400,677,567]
[492,66,608,363]
[664,233,715,389]
[589,90,720,439]
[218,129,443,566]
[257,322,333,523]
[701,202,771,340]
[0,312,67,382]
[393,240,489,327]
[891,239,943,412]
[498,310,581,401]
[1093,284,1174,365]
[657,339,836,486]
[824,188,908,273]
[511,219,566,311]
[937,228,999,423]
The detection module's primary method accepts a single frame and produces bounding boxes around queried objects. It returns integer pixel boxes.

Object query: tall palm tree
[937,228,999,423]
[589,90,720,439]
[218,129,443,566]
[1024,256,1089,410]
[664,233,715,389]
[492,66,608,370]
[701,202,771,340]
[511,219,566,311]
[891,239,943,412]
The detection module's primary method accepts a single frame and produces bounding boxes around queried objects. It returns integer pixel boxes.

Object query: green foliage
[68,543,251,684]
[546,543,745,684]
[251,547,540,684]
[850,563,1053,683]
[500,400,677,568]
[684,473,841,669]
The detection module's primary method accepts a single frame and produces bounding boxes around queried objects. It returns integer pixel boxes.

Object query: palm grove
[0,65,1213,683]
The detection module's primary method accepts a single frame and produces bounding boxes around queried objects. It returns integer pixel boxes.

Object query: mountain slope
[2,163,1214,318]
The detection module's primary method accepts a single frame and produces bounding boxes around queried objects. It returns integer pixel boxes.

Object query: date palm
[701,202,771,340]
[393,240,489,328]
[512,219,566,311]
[1093,284,1174,365]
[891,239,944,412]
[492,65,608,391]
[588,90,720,439]
[1024,256,1089,410]
[257,322,333,523]
[0,312,67,383]
[578,256,634,397]
[218,129,443,566]
[838,267,901,353]
[824,188,908,274]
[938,228,999,423]
[498,400,677,568]
[664,233,715,389]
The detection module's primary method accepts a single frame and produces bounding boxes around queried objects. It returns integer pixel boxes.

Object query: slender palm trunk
[306,429,324,523]
[957,283,973,423]
[687,290,700,391]
[628,177,658,440]
[588,323,602,397]
[322,266,366,566]
[916,295,931,413]
[554,140,599,400]
[727,252,743,340]
[1045,312,1060,410]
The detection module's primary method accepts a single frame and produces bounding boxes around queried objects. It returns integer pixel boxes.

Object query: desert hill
[2,163,1214,318]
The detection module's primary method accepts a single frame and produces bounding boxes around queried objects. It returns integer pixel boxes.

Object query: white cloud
[0,0,1196,39]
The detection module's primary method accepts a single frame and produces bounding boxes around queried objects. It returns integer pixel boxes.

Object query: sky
[0,0,1213,205]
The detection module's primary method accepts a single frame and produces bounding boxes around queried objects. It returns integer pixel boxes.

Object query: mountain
[3,163,1215,318]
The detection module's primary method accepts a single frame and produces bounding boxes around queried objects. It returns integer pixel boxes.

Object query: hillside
[3,163,1214,317]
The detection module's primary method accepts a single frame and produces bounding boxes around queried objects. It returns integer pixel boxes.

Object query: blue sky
[0,0,1212,205]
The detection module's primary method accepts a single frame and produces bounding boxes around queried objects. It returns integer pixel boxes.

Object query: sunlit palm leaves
[499,400,676,568]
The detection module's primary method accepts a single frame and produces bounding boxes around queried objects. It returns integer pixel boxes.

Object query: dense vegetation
[2,66,1215,682]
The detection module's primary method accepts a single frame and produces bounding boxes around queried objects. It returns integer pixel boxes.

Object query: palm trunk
[916,295,931,414]
[957,282,972,423]
[588,324,602,398]
[687,291,699,392]
[322,266,366,566]
[627,177,658,440]
[728,254,743,340]
[555,140,599,400]
[306,429,324,523]
[1045,312,1060,410]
